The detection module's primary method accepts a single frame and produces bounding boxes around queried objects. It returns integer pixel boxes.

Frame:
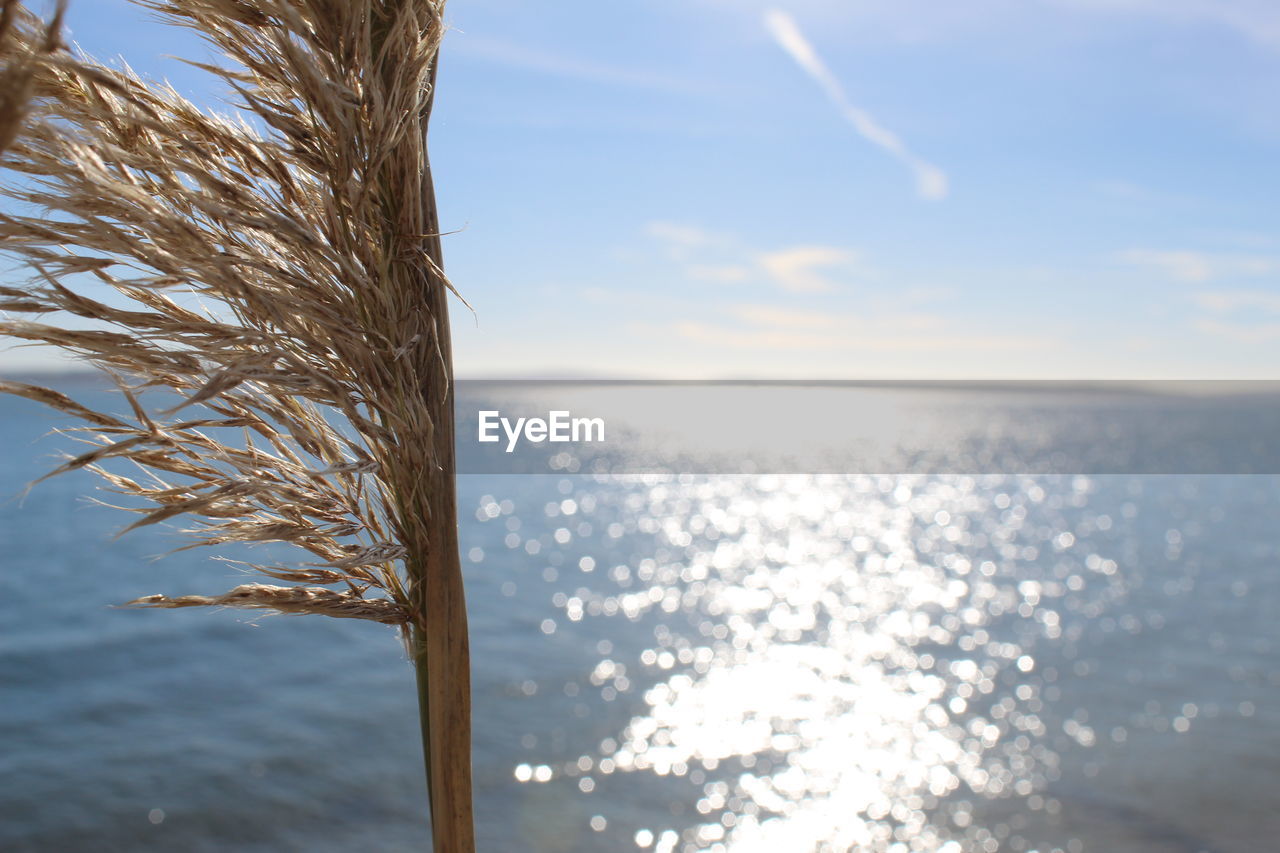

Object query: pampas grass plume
[0,2,474,848]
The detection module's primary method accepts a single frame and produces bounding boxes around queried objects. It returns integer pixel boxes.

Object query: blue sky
[6,0,1280,377]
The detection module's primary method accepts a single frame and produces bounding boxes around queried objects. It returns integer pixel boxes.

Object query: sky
[4,0,1280,377]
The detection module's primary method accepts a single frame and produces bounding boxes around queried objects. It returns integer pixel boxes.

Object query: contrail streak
[765,9,949,200]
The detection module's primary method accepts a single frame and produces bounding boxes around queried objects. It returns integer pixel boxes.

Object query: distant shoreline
[6,369,1280,398]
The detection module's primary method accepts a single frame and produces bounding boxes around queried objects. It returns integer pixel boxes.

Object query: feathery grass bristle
[0,0,453,629]
[0,0,64,154]
[2,4,474,845]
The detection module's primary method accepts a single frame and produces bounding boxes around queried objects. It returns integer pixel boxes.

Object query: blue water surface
[1,380,1277,852]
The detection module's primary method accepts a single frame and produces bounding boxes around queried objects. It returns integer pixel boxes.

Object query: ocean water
[1,380,1278,852]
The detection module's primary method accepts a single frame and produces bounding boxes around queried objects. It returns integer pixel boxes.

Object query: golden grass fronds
[0,0,450,627]
[0,0,64,154]
[1,3,473,846]
[128,583,410,624]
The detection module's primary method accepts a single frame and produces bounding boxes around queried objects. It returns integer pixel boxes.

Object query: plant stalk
[408,401,474,851]
[409,48,475,851]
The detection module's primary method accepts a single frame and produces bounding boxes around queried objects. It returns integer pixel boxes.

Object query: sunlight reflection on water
[4,385,1276,851]
[482,473,1150,852]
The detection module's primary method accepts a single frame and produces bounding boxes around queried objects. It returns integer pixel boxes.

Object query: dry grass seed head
[0,1,456,632]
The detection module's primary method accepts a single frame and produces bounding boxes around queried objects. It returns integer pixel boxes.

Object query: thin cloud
[647,224,955,303]
[1193,289,1280,314]
[646,221,725,249]
[757,246,858,293]
[732,304,841,329]
[1120,249,1280,283]
[647,222,866,292]
[645,221,737,265]
[1190,287,1280,344]
[731,303,944,332]
[1195,319,1280,343]
[1120,249,1215,282]
[675,302,1031,352]
[688,264,754,283]
[1050,0,1280,49]
[674,321,1045,353]
[763,9,949,201]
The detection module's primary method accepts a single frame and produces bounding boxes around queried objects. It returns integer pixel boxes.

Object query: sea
[1,378,1277,852]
